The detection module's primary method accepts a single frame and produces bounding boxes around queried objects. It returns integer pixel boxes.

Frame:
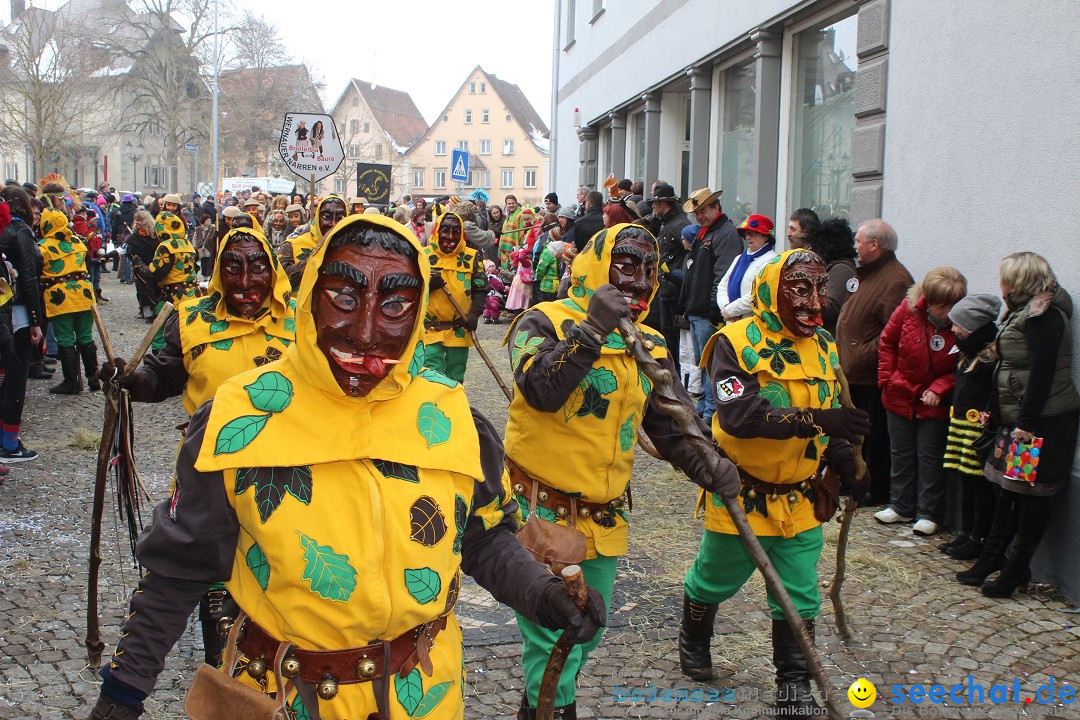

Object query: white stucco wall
[552,0,797,194]
[882,0,1080,598]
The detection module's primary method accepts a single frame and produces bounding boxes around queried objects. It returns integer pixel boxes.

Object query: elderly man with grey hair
[835,219,913,506]
[574,185,590,218]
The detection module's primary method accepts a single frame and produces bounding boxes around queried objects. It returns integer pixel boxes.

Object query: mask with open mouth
[219,235,273,318]
[776,257,828,338]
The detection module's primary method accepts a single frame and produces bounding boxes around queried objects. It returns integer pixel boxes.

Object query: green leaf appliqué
[297,532,357,602]
[209,319,230,334]
[619,413,636,452]
[210,338,233,351]
[419,368,458,388]
[757,282,772,308]
[416,402,452,447]
[290,693,311,720]
[245,542,270,591]
[585,367,617,395]
[511,331,543,371]
[408,341,425,378]
[373,459,420,482]
[745,321,762,347]
[235,465,313,522]
[244,371,294,413]
[761,311,783,333]
[741,346,760,370]
[214,413,271,454]
[404,567,442,604]
[413,681,455,718]
[395,668,423,715]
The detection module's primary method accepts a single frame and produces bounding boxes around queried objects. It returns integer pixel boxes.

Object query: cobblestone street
[1,273,1078,719]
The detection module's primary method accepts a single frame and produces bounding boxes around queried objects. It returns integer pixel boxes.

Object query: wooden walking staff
[828,364,867,640]
[536,566,589,720]
[616,317,844,720]
[438,286,513,402]
[85,302,175,667]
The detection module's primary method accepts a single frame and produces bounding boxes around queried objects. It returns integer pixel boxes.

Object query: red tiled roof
[352,79,428,149]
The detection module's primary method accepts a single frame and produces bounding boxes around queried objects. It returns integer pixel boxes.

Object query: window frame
[502,139,515,155]
[479,139,492,155]
[434,169,447,189]
[500,168,514,189]
[434,140,447,156]
[524,167,538,189]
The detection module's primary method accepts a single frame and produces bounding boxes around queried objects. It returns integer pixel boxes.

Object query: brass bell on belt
[356,656,377,679]
[787,491,799,504]
[555,505,568,519]
[537,489,549,502]
[771,491,778,501]
[800,481,809,491]
[215,617,234,636]
[280,657,302,679]
[317,674,340,699]
[246,657,267,680]
[578,505,590,518]
[513,483,524,495]
[591,509,605,523]
[747,488,757,500]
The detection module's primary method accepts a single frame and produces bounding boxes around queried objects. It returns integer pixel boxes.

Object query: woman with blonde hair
[126,210,160,320]
[957,252,1079,596]
[874,266,967,536]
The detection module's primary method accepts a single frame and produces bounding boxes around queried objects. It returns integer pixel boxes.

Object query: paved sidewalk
[0,275,1076,719]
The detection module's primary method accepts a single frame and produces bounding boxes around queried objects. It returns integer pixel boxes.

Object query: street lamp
[125,139,145,193]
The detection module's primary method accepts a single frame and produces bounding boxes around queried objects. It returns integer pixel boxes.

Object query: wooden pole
[85,303,175,667]
[438,286,513,402]
[827,364,866,640]
[536,566,589,720]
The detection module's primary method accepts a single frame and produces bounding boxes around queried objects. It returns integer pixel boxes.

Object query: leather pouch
[184,663,288,720]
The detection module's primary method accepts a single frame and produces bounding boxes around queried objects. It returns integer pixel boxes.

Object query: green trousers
[517,554,618,707]
[423,343,469,383]
[51,311,94,347]
[684,526,823,620]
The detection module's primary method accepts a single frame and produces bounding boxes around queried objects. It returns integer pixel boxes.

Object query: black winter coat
[655,209,689,304]
[573,207,605,253]
[679,213,740,319]
[0,218,44,327]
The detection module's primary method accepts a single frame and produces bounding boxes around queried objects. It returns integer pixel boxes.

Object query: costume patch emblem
[716,376,745,402]
[845,277,859,293]
[930,335,945,351]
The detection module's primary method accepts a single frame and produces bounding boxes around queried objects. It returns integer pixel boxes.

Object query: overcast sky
[8,0,556,125]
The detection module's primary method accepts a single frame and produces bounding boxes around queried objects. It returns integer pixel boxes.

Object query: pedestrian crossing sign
[451,149,469,182]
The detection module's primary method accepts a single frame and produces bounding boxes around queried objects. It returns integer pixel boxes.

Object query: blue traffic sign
[450,149,469,182]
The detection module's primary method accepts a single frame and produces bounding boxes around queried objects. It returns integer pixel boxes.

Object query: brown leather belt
[425,320,455,331]
[505,457,630,525]
[233,613,447,687]
[737,467,817,501]
[43,272,88,288]
[163,280,202,294]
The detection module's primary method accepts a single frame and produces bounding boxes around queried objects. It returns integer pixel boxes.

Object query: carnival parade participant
[88,215,605,720]
[278,196,347,290]
[503,223,741,719]
[99,225,295,665]
[134,212,203,309]
[38,208,99,395]
[679,249,870,716]
[423,212,487,383]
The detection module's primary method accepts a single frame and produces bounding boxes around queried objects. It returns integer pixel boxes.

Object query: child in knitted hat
[941,293,1003,563]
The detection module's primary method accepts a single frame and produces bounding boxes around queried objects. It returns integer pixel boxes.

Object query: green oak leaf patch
[639,370,652,396]
[209,319,229,334]
[408,341,425,378]
[244,371,293,413]
[210,338,233,351]
[761,311,783,333]
[297,532,357,602]
[603,331,627,350]
[404,567,441,604]
[741,346,761,370]
[757,282,772,307]
[214,413,271,454]
[245,542,270,591]
[416,402,451,447]
[511,331,543,371]
[746,321,762,346]
[47,258,64,274]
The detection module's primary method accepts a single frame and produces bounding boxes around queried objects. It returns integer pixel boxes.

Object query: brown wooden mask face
[219,236,273,318]
[777,259,828,337]
[312,242,422,396]
[608,231,658,321]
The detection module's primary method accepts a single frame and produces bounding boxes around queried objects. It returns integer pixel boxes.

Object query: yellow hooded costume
[174,227,295,415]
[702,249,841,538]
[192,215,504,719]
[38,208,95,317]
[503,223,666,558]
[149,211,201,305]
[423,213,481,349]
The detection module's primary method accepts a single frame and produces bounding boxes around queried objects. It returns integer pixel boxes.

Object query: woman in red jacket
[873,267,967,535]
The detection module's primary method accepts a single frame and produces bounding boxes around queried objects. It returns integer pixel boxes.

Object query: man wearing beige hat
[678,187,741,422]
[242,196,264,224]
[284,203,304,233]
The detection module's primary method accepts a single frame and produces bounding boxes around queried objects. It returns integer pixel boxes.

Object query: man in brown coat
[835,218,913,504]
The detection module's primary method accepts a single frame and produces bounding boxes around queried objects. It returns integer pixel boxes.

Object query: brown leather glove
[97,357,135,390]
[835,455,869,503]
[583,283,630,337]
[698,457,741,499]
[89,695,143,720]
[807,407,872,443]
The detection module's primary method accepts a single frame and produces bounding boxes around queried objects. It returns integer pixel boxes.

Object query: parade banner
[222,177,296,195]
[356,163,392,205]
[278,112,344,183]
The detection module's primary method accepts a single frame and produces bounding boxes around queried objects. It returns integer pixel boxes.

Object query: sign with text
[278,112,344,183]
[356,163,391,205]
